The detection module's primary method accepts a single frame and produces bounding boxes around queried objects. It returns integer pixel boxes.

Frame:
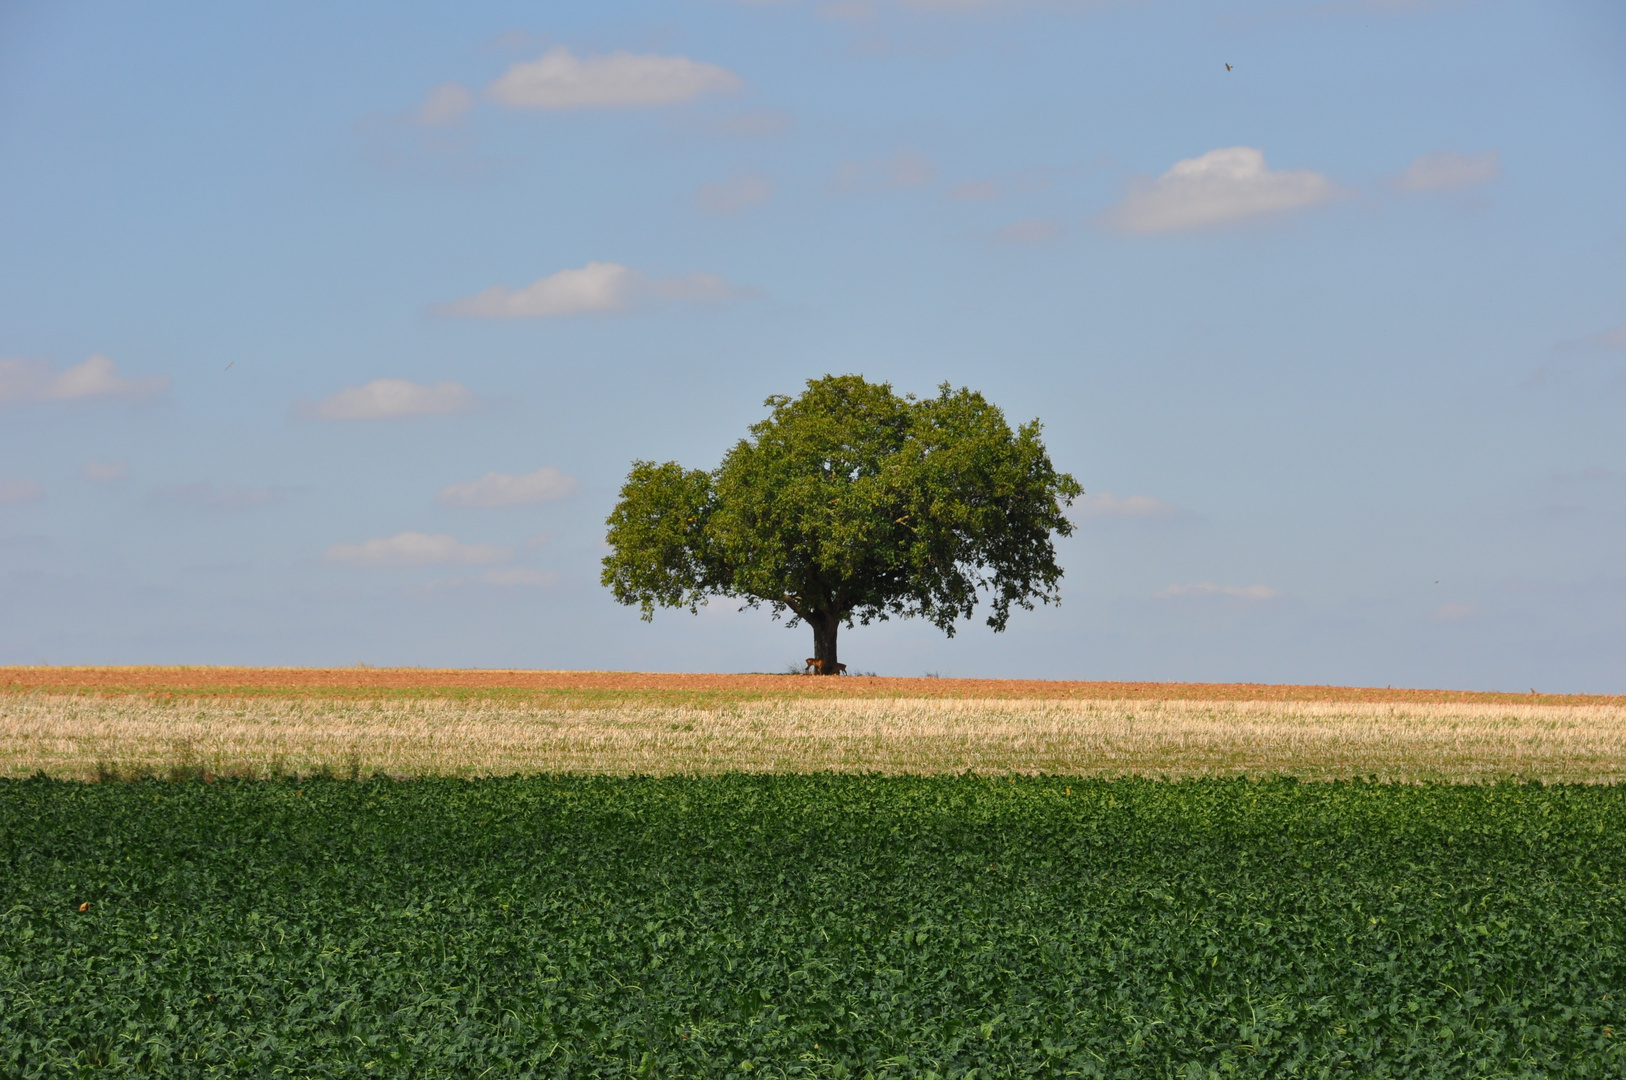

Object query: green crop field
[2,775,1623,1077]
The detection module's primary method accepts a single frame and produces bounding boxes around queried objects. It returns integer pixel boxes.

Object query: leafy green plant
[1,775,1622,1077]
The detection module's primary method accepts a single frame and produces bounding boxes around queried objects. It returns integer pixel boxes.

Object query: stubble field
[2,669,1623,1077]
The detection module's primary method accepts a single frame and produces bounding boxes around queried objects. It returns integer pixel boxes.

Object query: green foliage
[2,775,1623,1077]
[602,376,1082,660]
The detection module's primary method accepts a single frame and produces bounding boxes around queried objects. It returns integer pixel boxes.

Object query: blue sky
[1,0,1622,690]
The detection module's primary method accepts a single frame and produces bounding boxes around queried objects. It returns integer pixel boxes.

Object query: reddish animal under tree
[804,658,848,676]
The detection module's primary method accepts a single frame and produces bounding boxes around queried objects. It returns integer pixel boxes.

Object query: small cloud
[1098,147,1339,234]
[948,168,1059,203]
[524,530,556,551]
[297,379,477,421]
[890,151,934,187]
[414,81,475,126]
[154,481,273,510]
[0,477,44,504]
[1393,150,1499,192]
[1155,582,1280,600]
[0,354,170,404]
[324,531,512,567]
[432,262,740,319]
[829,151,936,193]
[486,47,741,110]
[437,466,578,509]
[991,218,1064,245]
[1557,323,1626,352]
[949,179,1000,201]
[479,567,558,587]
[1075,492,1180,519]
[696,173,774,215]
[81,460,129,483]
[1431,602,1477,621]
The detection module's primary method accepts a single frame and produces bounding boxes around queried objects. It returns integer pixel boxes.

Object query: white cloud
[1100,147,1339,233]
[696,173,774,214]
[432,262,740,319]
[299,379,477,420]
[1075,492,1181,518]
[1394,150,1499,192]
[0,477,44,504]
[1155,582,1280,600]
[81,460,129,483]
[486,48,741,110]
[479,567,558,587]
[0,354,170,404]
[992,218,1064,245]
[436,262,636,318]
[437,466,578,508]
[415,82,475,126]
[324,531,512,567]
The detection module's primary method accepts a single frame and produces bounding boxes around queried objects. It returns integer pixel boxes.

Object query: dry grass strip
[3,695,1624,783]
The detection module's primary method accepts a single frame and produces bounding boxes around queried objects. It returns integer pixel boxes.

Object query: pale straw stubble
[3,694,1624,782]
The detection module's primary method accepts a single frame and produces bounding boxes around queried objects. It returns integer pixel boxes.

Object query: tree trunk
[811,612,840,675]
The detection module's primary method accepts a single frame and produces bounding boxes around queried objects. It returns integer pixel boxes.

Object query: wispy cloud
[81,460,129,483]
[1099,147,1339,233]
[413,81,476,126]
[479,567,558,587]
[0,355,170,404]
[1075,492,1181,519]
[324,531,512,567]
[1393,150,1499,192]
[1557,323,1626,351]
[1155,582,1280,600]
[1431,602,1477,621]
[712,109,794,137]
[297,379,477,420]
[0,477,44,504]
[154,481,273,510]
[437,467,578,508]
[696,173,774,215]
[819,0,1034,11]
[486,48,741,110]
[948,179,1000,201]
[432,262,740,319]
[829,151,935,193]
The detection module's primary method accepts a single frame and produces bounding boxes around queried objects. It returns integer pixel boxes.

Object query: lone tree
[601,375,1082,673]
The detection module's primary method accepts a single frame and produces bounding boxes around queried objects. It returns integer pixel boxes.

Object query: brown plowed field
[0,667,1612,707]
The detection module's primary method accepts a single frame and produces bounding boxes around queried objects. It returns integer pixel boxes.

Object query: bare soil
[0,667,1611,706]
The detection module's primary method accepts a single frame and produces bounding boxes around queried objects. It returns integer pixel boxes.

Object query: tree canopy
[601,374,1082,672]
